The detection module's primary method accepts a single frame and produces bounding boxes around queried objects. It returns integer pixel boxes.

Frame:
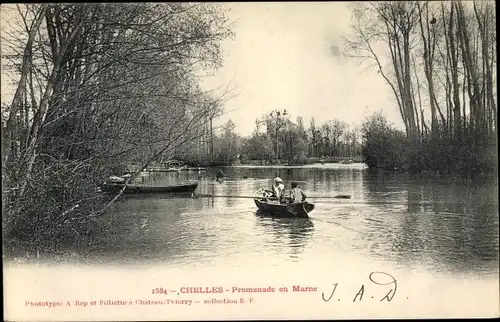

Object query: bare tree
[344,1,422,142]
[2,3,234,256]
[344,0,497,173]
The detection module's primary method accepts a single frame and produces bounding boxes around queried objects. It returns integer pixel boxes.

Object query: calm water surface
[85,164,498,277]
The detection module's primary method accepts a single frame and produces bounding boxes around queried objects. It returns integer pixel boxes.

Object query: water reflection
[361,171,499,275]
[254,215,315,260]
[222,182,237,208]
[85,197,206,266]
[69,165,499,277]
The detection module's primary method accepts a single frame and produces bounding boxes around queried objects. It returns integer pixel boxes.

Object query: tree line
[345,1,497,174]
[174,110,363,166]
[1,3,233,257]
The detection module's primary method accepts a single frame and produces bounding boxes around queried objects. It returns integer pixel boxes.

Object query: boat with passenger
[253,188,315,219]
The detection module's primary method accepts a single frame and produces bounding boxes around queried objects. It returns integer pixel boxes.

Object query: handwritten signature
[321,271,398,303]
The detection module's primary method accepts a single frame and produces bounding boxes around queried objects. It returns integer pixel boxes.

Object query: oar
[195,194,351,199]
[323,195,351,199]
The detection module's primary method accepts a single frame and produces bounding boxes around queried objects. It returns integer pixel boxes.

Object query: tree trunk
[18,10,87,196]
[210,117,214,158]
[446,4,462,139]
[2,5,48,172]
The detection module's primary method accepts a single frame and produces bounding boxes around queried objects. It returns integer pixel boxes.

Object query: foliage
[282,120,309,164]
[361,112,408,170]
[1,3,233,257]
[213,120,241,163]
[344,1,497,175]
[174,110,363,166]
[361,112,498,175]
[241,133,275,161]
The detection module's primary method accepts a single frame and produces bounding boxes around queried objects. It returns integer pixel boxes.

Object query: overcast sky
[202,2,404,136]
[1,3,405,135]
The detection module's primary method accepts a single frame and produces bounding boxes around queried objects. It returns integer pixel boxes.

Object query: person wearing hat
[271,177,285,200]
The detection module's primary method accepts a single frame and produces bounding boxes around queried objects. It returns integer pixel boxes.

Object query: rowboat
[252,188,315,218]
[100,182,198,194]
[107,172,147,184]
[254,198,315,219]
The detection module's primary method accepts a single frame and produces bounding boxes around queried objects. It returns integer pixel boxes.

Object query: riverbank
[141,156,365,169]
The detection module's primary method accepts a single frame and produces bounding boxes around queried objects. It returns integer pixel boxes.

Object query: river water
[4,163,499,320]
[83,164,499,277]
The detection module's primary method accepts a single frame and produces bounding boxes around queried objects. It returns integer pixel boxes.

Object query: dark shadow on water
[77,196,207,265]
[362,171,499,275]
[104,192,196,200]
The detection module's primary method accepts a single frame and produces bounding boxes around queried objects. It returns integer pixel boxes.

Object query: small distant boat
[340,159,354,164]
[145,160,185,172]
[100,182,198,194]
[254,199,315,219]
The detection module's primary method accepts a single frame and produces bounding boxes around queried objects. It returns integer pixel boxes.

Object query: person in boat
[215,168,225,181]
[290,181,307,203]
[271,177,285,200]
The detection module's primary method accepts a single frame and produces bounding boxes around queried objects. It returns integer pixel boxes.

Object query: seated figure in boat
[271,177,285,200]
[290,181,307,203]
[215,168,225,181]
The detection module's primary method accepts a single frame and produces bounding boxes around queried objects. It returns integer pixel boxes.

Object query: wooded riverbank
[1,2,496,260]
[1,3,234,258]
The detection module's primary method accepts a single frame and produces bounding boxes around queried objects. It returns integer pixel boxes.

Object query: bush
[3,156,114,258]
[361,112,408,170]
[360,112,497,176]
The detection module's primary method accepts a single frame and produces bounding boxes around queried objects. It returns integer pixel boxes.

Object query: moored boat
[100,182,198,194]
[107,173,145,184]
[145,160,185,172]
[108,175,126,183]
[146,166,182,172]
